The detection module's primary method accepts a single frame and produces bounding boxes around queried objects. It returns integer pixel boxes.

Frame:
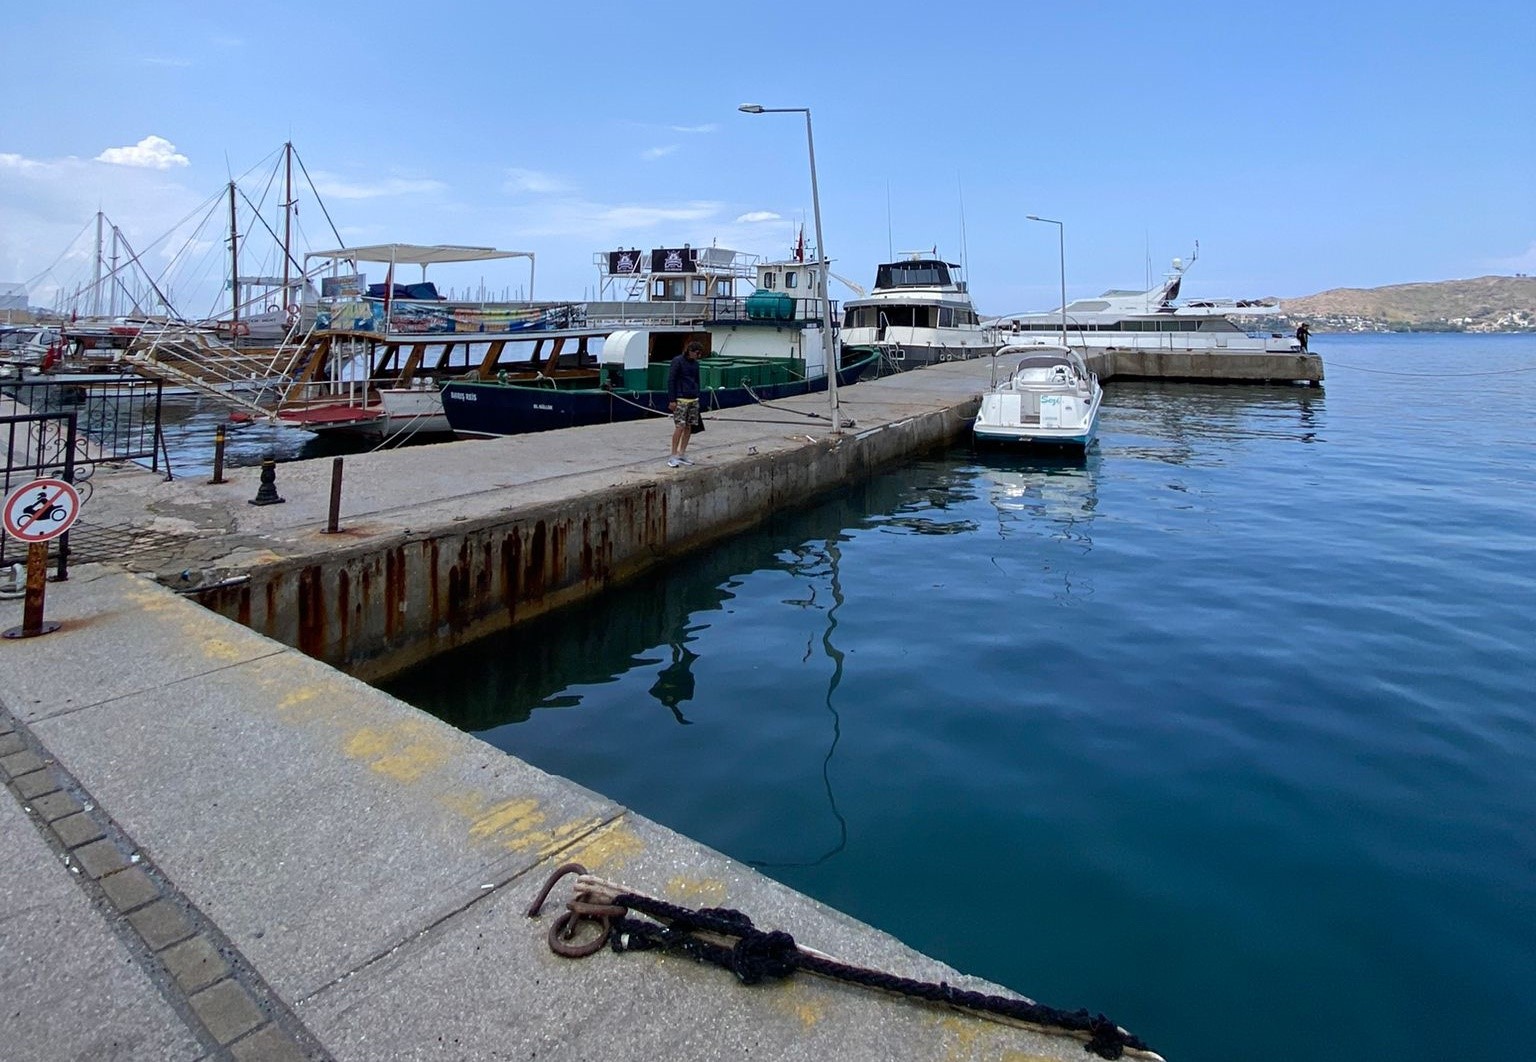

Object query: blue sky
[3,1,1531,317]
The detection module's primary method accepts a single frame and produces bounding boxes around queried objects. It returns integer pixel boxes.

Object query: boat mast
[109,224,120,318]
[92,210,104,317]
[227,181,240,333]
[282,141,293,313]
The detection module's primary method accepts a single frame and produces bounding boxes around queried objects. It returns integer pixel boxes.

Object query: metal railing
[2,377,170,577]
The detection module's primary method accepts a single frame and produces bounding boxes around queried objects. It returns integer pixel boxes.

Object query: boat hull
[973,413,1100,449]
[442,351,878,437]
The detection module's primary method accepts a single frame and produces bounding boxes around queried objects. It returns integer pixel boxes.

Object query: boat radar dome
[1171,257,1183,271]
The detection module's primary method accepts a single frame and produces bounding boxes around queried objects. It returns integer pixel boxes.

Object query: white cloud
[669,124,718,134]
[1490,241,1536,274]
[641,145,678,161]
[505,168,569,194]
[0,148,208,311]
[736,211,782,223]
[138,56,192,67]
[95,135,190,170]
[308,173,447,200]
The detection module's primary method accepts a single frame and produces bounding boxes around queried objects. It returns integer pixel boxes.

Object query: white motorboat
[987,245,1299,355]
[973,344,1102,449]
[840,252,998,369]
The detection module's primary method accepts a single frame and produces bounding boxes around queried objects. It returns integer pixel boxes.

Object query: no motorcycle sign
[3,478,82,543]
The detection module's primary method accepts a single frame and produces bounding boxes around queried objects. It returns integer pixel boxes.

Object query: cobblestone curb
[0,704,332,1061]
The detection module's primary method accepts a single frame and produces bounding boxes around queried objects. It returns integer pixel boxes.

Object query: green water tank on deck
[745,288,795,321]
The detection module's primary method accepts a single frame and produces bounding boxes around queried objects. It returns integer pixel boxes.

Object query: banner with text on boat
[314,300,570,335]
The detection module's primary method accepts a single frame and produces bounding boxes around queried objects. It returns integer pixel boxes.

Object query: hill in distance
[1277,275,1536,332]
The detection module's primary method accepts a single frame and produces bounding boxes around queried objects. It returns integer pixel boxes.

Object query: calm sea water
[384,334,1536,1062]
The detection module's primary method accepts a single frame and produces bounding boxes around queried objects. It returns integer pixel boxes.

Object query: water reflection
[748,536,848,869]
[647,639,699,724]
[1107,382,1326,465]
[973,451,1100,604]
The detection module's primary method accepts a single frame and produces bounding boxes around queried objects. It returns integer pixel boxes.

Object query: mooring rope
[526,864,1159,1061]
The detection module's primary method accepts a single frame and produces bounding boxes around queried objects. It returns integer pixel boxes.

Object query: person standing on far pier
[667,341,704,467]
[1296,322,1311,352]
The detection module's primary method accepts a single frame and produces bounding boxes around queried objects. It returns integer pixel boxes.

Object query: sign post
[2,478,82,639]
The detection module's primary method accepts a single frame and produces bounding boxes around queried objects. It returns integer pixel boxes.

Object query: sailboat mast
[93,210,104,317]
[228,181,240,332]
[282,141,293,311]
[109,225,120,318]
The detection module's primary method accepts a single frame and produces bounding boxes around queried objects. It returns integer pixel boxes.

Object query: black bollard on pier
[248,454,286,506]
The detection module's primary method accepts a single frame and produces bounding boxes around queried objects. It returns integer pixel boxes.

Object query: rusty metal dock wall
[193,405,970,684]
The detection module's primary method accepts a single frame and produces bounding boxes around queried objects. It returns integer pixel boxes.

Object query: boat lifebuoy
[220,321,250,337]
[284,303,301,325]
[266,303,280,314]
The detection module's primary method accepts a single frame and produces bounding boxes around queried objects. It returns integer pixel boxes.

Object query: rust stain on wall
[336,567,351,659]
[296,565,325,659]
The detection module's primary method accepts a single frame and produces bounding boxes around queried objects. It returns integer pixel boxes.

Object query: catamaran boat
[973,344,1103,449]
[987,246,1298,355]
[839,251,998,369]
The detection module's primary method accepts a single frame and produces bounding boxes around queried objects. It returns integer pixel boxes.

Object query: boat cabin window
[763,272,776,289]
[785,271,798,289]
[693,277,708,297]
[875,260,952,288]
[715,279,731,296]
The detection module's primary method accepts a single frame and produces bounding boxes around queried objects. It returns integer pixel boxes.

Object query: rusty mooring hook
[526,862,588,918]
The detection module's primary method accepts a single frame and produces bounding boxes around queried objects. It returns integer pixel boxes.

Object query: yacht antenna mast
[958,175,969,284]
[886,181,893,260]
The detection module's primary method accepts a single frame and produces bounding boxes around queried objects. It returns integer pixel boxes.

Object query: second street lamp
[1026,214,1068,348]
[739,103,841,432]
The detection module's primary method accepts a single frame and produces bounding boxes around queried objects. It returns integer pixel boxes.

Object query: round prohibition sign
[2,478,82,543]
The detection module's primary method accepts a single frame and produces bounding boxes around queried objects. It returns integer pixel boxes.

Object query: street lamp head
[738,103,765,113]
[1025,214,1041,221]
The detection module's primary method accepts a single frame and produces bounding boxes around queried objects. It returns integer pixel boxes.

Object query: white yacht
[840,252,997,369]
[973,345,1103,449]
[988,247,1299,355]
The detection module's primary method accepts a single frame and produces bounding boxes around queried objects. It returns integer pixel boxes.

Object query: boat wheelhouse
[839,252,997,369]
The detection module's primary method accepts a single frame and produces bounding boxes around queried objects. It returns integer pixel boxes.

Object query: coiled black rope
[606,891,1151,1060]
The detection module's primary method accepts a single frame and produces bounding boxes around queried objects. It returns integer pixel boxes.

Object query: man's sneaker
[677,455,695,466]
[667,456,683,468]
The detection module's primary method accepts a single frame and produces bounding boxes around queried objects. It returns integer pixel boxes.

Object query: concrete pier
[0,352,1315,1058]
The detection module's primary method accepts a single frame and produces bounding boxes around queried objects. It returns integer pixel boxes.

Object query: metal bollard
[248,454,285,506]
[324,457,344,533]
[208,424,228,485]
[2,542,61,639]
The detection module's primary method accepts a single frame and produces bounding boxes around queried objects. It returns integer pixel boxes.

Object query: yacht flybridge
[840,252,997,369]
[988,247,1299,355]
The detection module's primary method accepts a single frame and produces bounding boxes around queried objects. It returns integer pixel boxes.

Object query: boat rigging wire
[1316,358,1536,377]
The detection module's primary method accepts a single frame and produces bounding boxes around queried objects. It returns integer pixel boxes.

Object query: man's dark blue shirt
[667,354,700,401]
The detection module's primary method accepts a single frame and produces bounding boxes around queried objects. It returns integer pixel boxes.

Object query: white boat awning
[305,244,533,266]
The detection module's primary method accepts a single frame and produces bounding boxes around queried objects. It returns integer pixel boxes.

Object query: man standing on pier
[667,341,704,467]
[1296,321,1310,352]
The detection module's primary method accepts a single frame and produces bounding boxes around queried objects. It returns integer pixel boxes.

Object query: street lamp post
[739,103,840,433]
[1026,215,1067,348]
